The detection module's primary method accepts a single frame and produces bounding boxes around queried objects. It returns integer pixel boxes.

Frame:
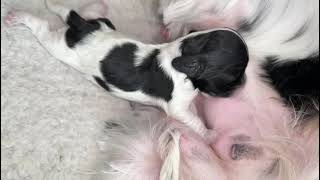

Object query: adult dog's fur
[160,0,319,120]
[96,0,319,179]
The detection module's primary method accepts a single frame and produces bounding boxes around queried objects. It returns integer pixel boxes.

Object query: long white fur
[160,0,319,60]
[158,128,181,180]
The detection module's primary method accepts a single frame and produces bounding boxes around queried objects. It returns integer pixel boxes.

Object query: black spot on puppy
[100,43,174,101]
[100,43,141,91]
[139,49,174,101]
[263,56,319,119]
[65,10,115,48]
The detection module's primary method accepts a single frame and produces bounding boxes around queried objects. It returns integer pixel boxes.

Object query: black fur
[95,18,116,30]
[100,43,174,101]
[100,43,140,91]
[263,56,319,118]
[172,30,249,97]
[139,49,174,101]
[93,76,110,91]
[65,10,115,48]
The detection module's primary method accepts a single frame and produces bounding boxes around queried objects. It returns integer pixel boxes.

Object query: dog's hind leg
[5,10,80,70]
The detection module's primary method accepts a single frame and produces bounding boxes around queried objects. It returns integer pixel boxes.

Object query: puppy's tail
[159,128,181,180]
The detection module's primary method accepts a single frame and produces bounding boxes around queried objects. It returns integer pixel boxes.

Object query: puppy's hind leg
[5,10,80,69]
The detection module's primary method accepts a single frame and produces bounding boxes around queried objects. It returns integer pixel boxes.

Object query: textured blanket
[1,0,162,179]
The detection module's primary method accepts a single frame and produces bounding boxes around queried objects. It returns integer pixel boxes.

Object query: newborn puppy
[5,0,249,137]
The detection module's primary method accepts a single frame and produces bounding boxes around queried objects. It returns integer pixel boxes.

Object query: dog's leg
[168,99,208,138]
[174,110,207,137]
[5,10,80,69]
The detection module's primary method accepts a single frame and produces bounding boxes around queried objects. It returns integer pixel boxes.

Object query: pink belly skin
[199,94,261,160]
[188,61,293,162]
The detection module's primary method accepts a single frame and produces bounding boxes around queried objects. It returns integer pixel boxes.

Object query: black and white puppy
[5,0,248,136]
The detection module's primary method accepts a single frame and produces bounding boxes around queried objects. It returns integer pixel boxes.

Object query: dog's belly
[194,60,293,160]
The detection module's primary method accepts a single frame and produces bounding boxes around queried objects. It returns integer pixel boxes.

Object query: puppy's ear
[67,10,88,30]
[172,56,206,78]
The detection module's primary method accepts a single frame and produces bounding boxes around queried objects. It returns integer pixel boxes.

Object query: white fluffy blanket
[1,0,161,179]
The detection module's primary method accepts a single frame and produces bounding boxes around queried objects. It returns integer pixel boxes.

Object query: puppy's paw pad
[5,10,26,26]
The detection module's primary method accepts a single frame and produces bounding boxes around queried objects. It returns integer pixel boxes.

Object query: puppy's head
[172,29,249,96]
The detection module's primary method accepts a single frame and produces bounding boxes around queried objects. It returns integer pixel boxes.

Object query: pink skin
[155,62,297,180]
[180,135,229,180]
[178,60,316,179]
[5,10,26,26]
[160,25,171,42]
[196,87,287,160]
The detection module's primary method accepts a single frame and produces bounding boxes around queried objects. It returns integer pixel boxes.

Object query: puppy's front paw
[5,10,27,26]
